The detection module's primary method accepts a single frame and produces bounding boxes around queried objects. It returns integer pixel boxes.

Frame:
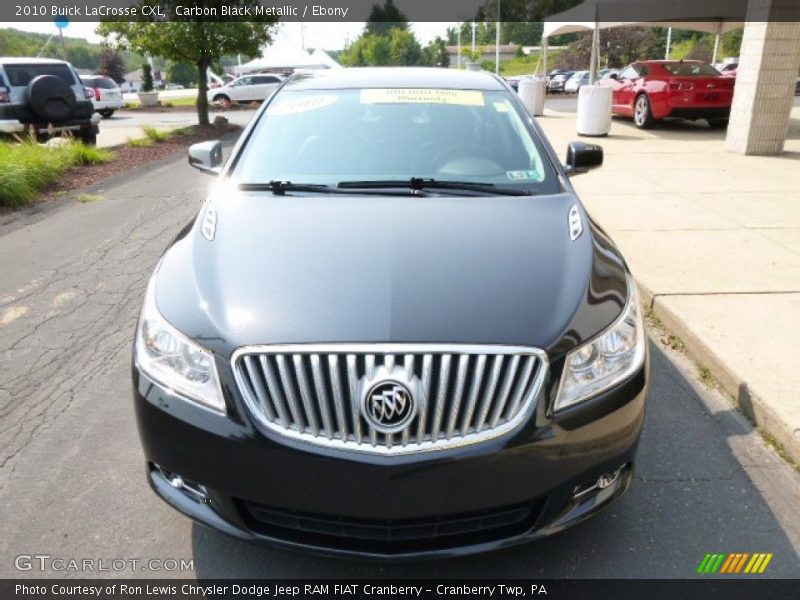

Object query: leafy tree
[340,34,390,66]
[423,37,450,68]
[388,28,422,66]
[98,0,277,125]
[554,28,660,70]
[364,0,409,37]
[166,62,195,86]
[97,47,126,83]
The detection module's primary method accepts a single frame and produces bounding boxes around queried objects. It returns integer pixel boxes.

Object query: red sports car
[598,60,735,129]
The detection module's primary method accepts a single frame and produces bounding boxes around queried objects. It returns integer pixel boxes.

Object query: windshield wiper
[238,181,335,195]
[337,178,534,196]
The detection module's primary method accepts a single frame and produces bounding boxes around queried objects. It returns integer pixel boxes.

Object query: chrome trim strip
[231,343,549,456]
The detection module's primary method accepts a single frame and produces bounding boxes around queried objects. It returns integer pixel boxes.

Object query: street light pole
[471,21,476,54]
[495,0,501,75]
[457,27,461,68]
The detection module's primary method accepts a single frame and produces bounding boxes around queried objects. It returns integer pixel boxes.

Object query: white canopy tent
[237,28,325,74]
[310,48,343,69]
[541,0,746,82]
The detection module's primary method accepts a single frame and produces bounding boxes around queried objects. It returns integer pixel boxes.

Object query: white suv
[0,57,100,144]
[207,73,283,106]
[80,75,123,118]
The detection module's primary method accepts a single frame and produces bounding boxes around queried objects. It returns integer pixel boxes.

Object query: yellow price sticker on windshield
[360,88,485,106]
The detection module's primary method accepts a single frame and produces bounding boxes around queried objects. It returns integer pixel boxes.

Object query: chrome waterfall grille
[232,344,548,455]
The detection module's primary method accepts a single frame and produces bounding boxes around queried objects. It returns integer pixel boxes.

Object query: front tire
[212,94,232,108]
[79,129,97,146]
[633,93,655,129]
[708,118,729,129]
[99,110,114,118]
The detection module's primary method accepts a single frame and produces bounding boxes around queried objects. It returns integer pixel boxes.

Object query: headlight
[134,277,225,412]
[555,276,646,411]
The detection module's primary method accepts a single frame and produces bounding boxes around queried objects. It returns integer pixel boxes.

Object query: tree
[423,37,450,68]
[364,0,409,37]
[97,47,126,84]
[388,28,422,66]
[141,63,154,92]
[97,1,277,125]
[167,62,195,86]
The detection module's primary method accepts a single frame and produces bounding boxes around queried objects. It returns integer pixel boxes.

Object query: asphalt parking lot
[0,103,799,579]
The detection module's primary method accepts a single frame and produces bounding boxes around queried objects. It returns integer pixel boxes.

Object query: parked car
[598,68,621,80]
[597,60,735,128]
[0,57,100,144]
[564,70,590,93]
[719,61,739,78]
[134,67,649,559]
[80,74,122,119]
[207,73,283,106]
[164,83,185,90]
[504,74,535,92]
[547,70,574,93]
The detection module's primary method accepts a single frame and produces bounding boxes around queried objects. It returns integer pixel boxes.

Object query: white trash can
[576,85,612,136]
[519,77,546,117]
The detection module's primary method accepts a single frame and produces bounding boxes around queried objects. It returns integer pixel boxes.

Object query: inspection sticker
[506,170,542,181]
[493,101,511,112]
[269,95,338,116]
[360,88,485,106]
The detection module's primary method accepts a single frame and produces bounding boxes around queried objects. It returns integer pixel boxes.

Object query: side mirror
[188,140,223,175]
[565,141,603,175]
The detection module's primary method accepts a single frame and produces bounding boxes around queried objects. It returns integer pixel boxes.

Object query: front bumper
[133,357,647,560]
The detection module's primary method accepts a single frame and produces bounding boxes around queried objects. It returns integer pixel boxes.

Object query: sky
[5,21,455,51]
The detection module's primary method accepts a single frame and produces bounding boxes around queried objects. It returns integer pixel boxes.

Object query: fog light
[154,464,209,503]
[573,464,626,500]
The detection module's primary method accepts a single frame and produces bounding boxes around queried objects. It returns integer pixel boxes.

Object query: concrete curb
[636,280,800,466]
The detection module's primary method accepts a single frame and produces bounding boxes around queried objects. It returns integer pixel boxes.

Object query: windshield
[662,62,721,76]
[233,88,557,192]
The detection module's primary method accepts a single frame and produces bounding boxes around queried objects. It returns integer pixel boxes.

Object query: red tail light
[0,89,9,103]
[93,87,101,101]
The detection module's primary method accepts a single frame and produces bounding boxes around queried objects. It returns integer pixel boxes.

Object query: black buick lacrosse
[133,67,648,559]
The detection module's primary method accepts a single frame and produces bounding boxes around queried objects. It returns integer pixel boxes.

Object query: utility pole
[665,27,672,60]
[457,27,461,68]
[471,21,476,54]
[495,0,501,75]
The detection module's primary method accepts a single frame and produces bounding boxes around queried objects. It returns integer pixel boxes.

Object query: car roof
[284,67,507,91]
[0,57,71,66]
[637,59,707,65]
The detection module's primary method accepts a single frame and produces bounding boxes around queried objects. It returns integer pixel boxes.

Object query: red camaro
[598,60,735,129]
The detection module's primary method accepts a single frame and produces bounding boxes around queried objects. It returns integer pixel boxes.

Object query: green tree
[166,62,195,86]
[97,0,277,125]
[340,34,391,66]
[423,36,450,68]
[364,0,409,37]
[141,63,154,92]
[97,47,126,84]
[388,28,422,66]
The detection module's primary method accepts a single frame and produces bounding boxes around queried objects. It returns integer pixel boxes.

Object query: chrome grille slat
[233,344,547,456]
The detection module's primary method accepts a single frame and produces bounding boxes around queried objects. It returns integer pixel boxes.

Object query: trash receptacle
[576,85,612,136]
[519,77,546,117]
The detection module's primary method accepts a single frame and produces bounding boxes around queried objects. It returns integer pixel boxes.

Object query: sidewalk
[538,105,800,464]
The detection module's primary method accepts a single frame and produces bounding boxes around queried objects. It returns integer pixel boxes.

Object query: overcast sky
[6,21,455,51]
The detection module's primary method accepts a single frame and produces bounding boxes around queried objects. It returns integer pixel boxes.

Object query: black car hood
[155,192,627,359]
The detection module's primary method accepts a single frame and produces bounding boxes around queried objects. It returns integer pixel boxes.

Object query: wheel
[79,129,97,146]
[213,94,232,108]
[99,110,114,118]
[633,93,655,129]
[708,119,729,129]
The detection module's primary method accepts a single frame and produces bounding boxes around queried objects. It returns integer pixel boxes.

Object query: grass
[698,366,717,389]
[77,193,103,204]
[127,136,154,148]
[142,126,172,143]
[758,429,800,473]
[124,95,197,109]
[0,138,111,207]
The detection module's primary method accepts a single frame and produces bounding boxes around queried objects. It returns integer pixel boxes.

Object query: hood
[155,192,627,358]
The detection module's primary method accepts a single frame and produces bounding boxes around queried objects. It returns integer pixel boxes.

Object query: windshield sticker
[493,101,510,112]
[360,88,485,106]
[269,95,338,116]
[506,170,542,181]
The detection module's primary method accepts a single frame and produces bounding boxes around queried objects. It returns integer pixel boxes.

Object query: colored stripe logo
[697,553,773,574]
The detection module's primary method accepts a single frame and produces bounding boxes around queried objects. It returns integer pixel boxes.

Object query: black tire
[213,94,232,107]
[708,119,729,129]
[99,110,114,118]
[27,75,77,122]
[633,93,655,129]
[79,129,97,146]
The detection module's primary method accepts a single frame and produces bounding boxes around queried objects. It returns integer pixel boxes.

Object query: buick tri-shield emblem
[364,381,415,433]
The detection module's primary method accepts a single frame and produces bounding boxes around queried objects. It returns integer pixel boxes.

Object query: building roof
[284,67,507,91]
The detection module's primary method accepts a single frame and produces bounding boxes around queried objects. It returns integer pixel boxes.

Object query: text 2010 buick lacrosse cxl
[133,68,648,559]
